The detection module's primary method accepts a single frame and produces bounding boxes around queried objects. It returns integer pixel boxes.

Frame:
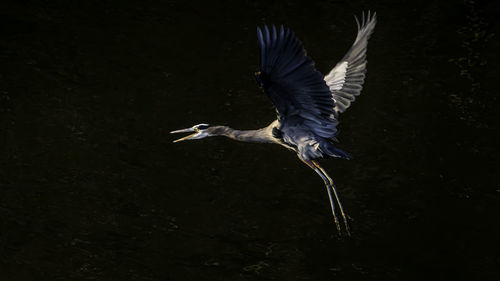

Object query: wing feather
[256,25,338,139]
[324,11,377,114]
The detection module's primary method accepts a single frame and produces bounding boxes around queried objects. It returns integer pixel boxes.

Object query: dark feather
[256,24,338,139]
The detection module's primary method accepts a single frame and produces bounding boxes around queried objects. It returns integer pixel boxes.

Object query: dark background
[1,0,499,280]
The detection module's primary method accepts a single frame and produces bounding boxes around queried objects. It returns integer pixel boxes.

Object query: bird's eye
[196,124,210,130]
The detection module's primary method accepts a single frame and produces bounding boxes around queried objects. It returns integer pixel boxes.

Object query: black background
[1,0,499,280]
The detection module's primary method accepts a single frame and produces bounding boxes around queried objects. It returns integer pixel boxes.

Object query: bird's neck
[209,125,275,143]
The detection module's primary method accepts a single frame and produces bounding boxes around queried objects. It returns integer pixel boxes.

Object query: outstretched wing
[324,11,377,114]
[256,25,338,139]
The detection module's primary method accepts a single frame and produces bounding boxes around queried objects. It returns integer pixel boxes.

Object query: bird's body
[172,12,377,235]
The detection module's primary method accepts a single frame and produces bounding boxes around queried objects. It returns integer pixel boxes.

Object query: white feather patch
[324,61,348,91]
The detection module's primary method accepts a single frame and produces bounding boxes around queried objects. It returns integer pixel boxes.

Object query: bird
[171,11,377,235]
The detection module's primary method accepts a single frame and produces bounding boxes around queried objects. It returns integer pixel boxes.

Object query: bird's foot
[333,214,341,234]
[341,213,351,237]
[333,213,352,237]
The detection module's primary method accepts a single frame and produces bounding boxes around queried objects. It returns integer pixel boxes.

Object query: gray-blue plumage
[171,12,377,235]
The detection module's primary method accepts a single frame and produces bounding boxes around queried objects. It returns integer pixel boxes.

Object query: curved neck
[209,125,274,143]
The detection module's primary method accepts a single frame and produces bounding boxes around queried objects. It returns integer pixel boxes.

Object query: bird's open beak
[170,127,198,143]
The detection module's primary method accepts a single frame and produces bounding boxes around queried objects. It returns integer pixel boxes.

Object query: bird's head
[170,123,212,143]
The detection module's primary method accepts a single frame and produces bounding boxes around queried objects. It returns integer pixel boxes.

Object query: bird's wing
[324,11,377,114]
[256,25,338,139]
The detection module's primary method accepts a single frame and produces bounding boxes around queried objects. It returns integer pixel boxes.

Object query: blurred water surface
[1,0,499,280]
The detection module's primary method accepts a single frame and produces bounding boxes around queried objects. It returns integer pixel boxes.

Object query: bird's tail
[321,141,351,160]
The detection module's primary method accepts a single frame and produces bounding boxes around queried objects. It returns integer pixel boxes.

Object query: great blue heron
[171,12,376,235]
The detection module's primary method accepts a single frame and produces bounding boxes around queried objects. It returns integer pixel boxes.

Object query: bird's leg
[312,160,351,236]
[298,157,341,234]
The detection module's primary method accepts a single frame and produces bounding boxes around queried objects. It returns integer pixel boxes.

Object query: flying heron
[171,12,377,235]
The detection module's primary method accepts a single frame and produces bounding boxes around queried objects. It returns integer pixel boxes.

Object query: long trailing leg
[298,156,341,234]
[312,160,351,236]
